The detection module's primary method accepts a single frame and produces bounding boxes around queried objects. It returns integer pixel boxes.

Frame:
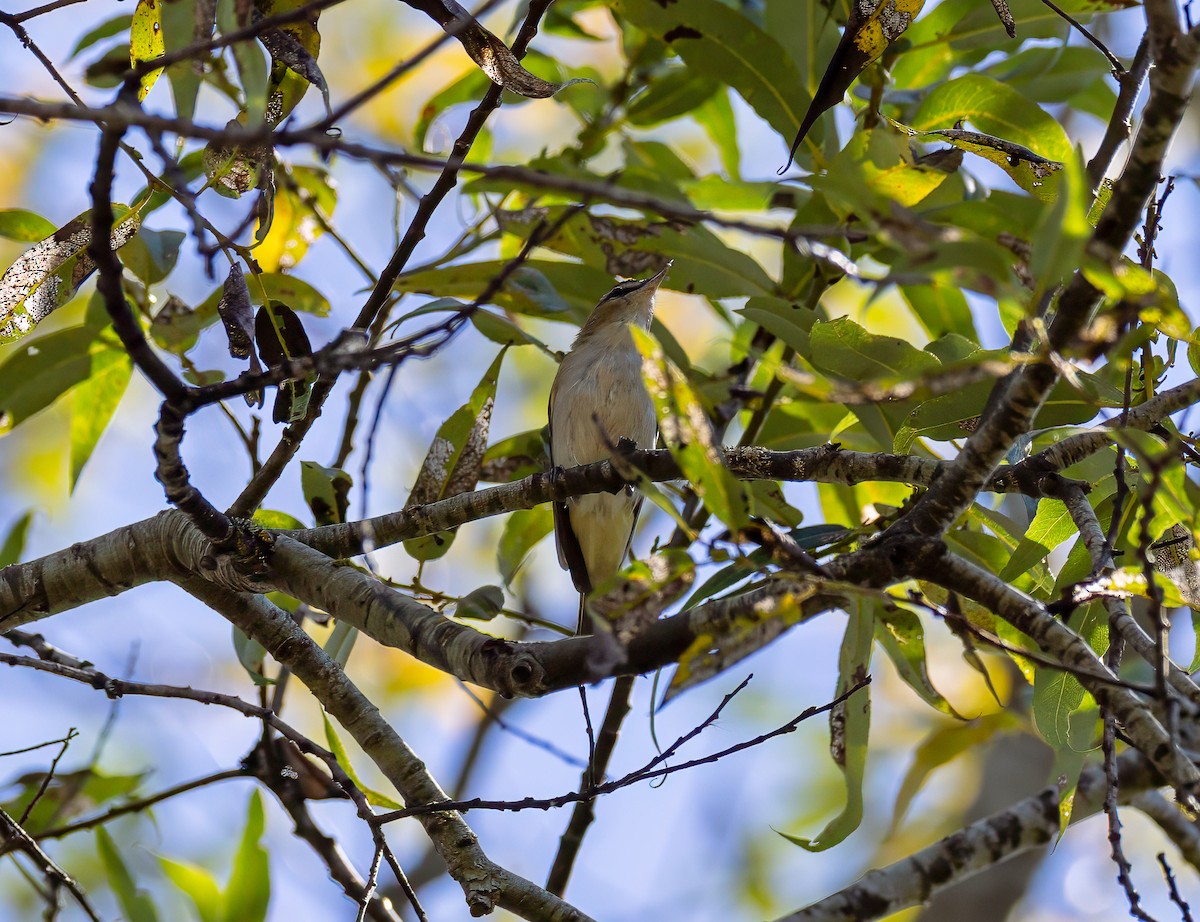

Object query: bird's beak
[646,260,672,290]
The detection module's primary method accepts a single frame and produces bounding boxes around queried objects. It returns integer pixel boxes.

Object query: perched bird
[548,263,670,633]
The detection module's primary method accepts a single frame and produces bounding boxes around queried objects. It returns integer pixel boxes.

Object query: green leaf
[97,827,160,922]
[0,326,106,433]
[300,461,351,526]
[780,598,872,851]
[1032,604,1105,750]
[160,0,204,121]
[120,228,185,284]
[498,206,775,300]
[69,338,133,489]
[70,14,134,59]
[1029,151,1091,296]
[627,66,719,126]
[497,506,554,586]
[0,206,141,342]
[981,45,1116,116]
[482,428,546,483]
[471,310,551,350]
[403,350,504,561]
[737,296,819,358]
[160,857,221,922]
[456,584,506,621]
[254,273,330,317]
[692,87,740,177]
[220,792,269,922]
[252,509,305,530]
[323,621,357,669]
[398,260,604,317]
[216,0,268,126]
[130,0,166,102]
[322,713,403,809]
[231,625,271,686]
[613,0,806,145]
[0,510,33,567]
[633,327,750,530]
[902,283,979,342]
[808,316,940,382]
[911,73,1073,163]
[252,166,336,272]
[681,557,762,611]
[0,209,57,243]
[875,607,962,718]
[999,498,1077,583]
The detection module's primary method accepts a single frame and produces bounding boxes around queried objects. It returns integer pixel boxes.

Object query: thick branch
[908,542,1200,794]
[781,751,1162,922]
[177,577,593,921]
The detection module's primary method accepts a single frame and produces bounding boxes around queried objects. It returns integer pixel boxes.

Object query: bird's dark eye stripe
[601,280,644,301]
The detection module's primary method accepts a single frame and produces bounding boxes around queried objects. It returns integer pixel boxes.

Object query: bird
[548,262,671,633]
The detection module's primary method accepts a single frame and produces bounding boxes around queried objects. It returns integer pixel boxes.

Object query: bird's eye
[601,280,642,302]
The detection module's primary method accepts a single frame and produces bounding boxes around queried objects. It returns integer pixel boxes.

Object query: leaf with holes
[404,350,505,561]
[0,207,140,342]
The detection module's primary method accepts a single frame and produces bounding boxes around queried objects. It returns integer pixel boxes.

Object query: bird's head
[579,261,672,336]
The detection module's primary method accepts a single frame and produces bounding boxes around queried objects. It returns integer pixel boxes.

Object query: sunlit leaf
[97,827,161,922]
[911,73,1073,162]
[220,792,270,922]
[875,607,963,717]
[633,327,750,530]
[780,598,872,850]
[0,207,140,342]
[322,713,403,809]
[160,857,221,922]
[69,337,132,489]
[130,0,166,102]
[403,350,505,561]
[0,209,57,243]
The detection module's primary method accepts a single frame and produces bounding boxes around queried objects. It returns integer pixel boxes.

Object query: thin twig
[374,678,869,824]
[1039,0,1126,74]
[0,809,103,922]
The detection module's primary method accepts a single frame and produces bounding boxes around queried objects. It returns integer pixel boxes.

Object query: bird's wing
[553,500,592,595]
[548,389,592,594]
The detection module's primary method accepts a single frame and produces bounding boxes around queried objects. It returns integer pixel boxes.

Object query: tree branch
[907,542,1200,795]
[781,750,1163,922]
[176,577,595,921]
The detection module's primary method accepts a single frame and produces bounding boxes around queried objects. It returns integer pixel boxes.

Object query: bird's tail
[576,592,589,635]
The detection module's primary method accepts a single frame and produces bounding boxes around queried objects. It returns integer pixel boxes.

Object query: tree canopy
[2,0,1200,919]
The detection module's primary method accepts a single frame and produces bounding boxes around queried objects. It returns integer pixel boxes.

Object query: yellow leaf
[130,0,165,102]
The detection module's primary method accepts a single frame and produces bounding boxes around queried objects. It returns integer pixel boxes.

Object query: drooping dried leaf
[257,18,332,117]
[782,0,927,169]
[255,302,313,422]
[217,263,254,359]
